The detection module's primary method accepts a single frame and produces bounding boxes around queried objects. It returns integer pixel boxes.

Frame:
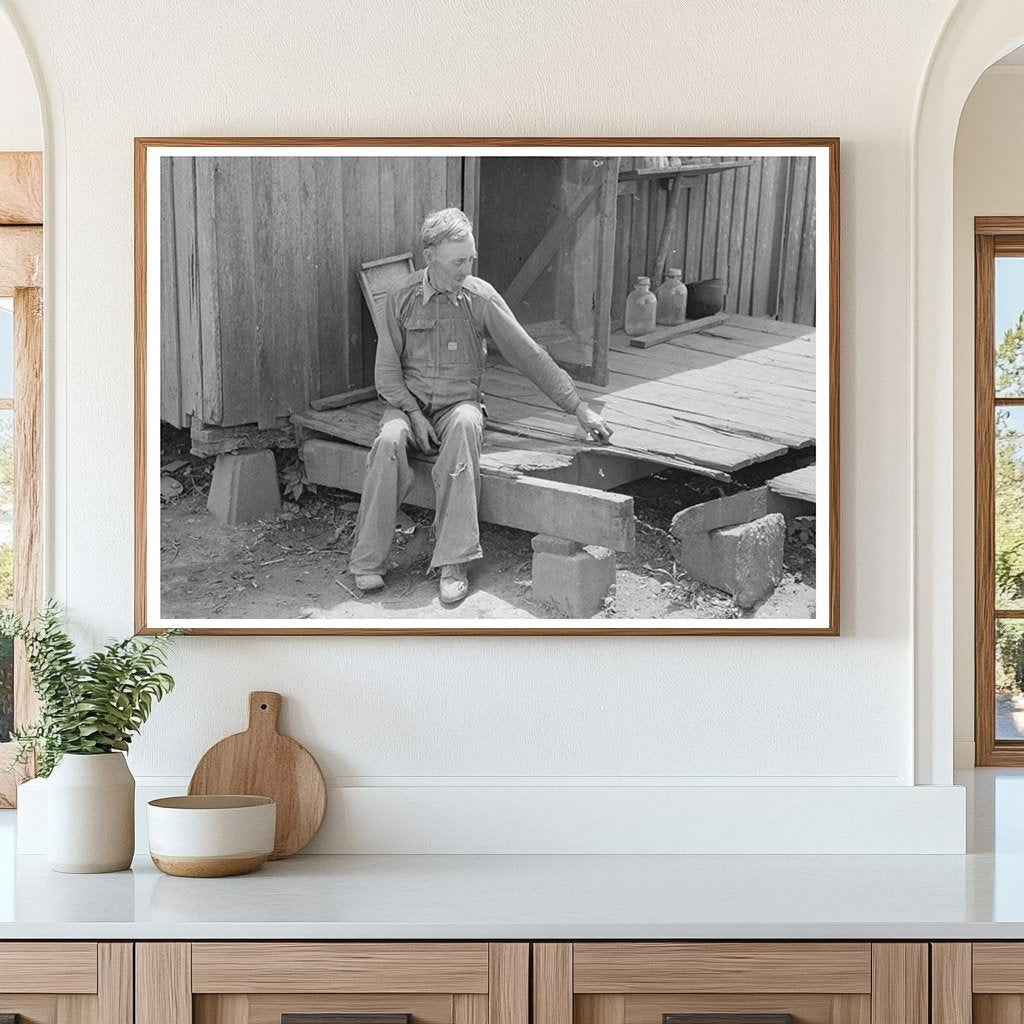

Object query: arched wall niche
[914,1,1024,785]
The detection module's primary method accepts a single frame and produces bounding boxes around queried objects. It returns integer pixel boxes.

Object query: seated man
[348,207,613,605]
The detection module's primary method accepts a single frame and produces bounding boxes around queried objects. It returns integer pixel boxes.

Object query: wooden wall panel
[611,156,817,329]
[161,154,460,428]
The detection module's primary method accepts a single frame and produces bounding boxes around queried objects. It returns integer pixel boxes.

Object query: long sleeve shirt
[374,268,583,417]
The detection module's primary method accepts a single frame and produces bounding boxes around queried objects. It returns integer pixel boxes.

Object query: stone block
[532,541,616,618]
[531,534,580,556]
[207,450,282,525]
[675,512,785,609]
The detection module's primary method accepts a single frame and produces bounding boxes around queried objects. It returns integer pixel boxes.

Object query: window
[975,219,1024,764]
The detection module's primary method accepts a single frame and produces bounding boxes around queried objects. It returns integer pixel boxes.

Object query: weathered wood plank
[301,437,636,551]
[628,313,731,349]
[310,385,380,411]
[668,331,816,374]
[738,158,764,316]
[608,336,816,395]
[751,157,785,316]
[795,157,818,326]
[768,465,816,503]
[604,346,817,412]
[486,366,814,446]
[703,323,816,357]
[175,157,203,423]
[727,313,813,338]
[482,378,790,463]
[159,158,183,427]
[0,152,42,225]
[0,225,42,295]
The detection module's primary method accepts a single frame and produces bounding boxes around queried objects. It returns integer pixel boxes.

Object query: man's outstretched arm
[482,290,613,442]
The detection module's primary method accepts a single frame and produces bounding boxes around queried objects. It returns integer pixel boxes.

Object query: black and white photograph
[137,140,838,634]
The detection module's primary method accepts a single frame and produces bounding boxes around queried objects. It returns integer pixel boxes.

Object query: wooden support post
[301,437,635,552]
[653,172,687,287]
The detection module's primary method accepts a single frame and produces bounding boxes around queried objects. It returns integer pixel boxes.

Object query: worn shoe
[354,573,385,592]
[439,563,469,604]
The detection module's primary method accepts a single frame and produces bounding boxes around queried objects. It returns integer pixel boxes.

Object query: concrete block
[207,450,281,525]
[675,512,785,609]
[532,541,616,618]
[531,534,579,556]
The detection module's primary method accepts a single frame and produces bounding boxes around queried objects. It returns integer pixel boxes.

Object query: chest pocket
[401,313,437,370]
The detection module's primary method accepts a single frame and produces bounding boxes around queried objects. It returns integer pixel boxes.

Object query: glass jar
[624,276,657,337]
[656,268,688,326]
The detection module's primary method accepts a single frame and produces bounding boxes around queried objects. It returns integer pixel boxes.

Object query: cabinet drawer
[0,942,98,993]
[534,944,926,1024]
[139,943,528,1024]
[0,943,130,1024]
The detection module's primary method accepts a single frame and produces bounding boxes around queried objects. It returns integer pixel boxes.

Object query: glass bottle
[656,268,688,326]
[624,276,657,337]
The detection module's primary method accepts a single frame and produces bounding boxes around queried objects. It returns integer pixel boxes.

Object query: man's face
[425,236,477,293]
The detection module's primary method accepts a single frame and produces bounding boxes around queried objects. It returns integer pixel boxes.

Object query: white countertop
[0,849,1021,940]
[1,769,1022,941]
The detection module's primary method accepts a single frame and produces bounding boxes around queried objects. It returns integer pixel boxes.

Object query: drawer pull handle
[665,1016,795,1024]
[283,1016,411,1024]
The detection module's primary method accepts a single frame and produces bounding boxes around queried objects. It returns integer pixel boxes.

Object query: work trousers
[348,402,485,575]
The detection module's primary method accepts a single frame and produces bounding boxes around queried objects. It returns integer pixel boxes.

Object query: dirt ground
[159,428,816,621]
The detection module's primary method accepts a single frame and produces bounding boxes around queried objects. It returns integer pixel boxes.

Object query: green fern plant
[0,602,181,777]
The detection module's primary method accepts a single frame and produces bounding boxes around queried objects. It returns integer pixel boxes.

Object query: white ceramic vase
[46,752,135,873]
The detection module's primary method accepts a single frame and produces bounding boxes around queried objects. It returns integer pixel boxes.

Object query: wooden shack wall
[160,155,466,429]
[613,155,818,327]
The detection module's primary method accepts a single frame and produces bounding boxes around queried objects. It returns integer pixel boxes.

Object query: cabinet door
[0,942,131,1024]
[943,943,1024,1024]
[137,943,528,1024]
[533,944,928,1024]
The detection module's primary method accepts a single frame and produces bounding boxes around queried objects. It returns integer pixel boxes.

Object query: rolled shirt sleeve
[481,291,583,415]
[373,290,422,415]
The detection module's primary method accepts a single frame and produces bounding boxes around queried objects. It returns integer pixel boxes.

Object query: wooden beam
[504,179,604,309]
[301,437,635,552]
[0,226,42,295]
[629,312,730,349]
[310,385,379,412]
[0,153,42,225]
[591,157,619,387]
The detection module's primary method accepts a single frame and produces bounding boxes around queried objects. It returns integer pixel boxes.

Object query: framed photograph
[135,137,839,635]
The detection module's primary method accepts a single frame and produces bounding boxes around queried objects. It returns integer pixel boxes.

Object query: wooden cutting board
[188,691,327,859]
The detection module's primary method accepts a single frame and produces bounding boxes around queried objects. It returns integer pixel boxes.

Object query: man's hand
[408,410,440,453]
[575,401,613,444]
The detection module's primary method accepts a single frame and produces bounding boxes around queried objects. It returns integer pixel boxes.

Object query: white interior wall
[0,0,978,852]
[952,65,1024,768]
[0,14,39,151]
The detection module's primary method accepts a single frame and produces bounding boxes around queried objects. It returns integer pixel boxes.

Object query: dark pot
[685,278,727,319]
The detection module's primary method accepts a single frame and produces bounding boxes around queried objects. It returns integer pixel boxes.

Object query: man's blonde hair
[421,207,473,250]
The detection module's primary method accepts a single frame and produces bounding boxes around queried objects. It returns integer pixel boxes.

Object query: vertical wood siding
[612,156,817,329]
[160,156,462,429]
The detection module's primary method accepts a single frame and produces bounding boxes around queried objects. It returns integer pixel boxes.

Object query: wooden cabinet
[532,944,928,1024]
[0,943,132,1024]
[136,944,527,1024]
[933,943,1021,1024]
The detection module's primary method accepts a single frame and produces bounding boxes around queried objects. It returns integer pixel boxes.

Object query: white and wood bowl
[147,795,276,877]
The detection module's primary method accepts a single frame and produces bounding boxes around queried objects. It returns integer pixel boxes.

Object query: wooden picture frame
[135,137,839,636]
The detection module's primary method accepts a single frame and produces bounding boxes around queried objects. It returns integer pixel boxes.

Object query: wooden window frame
[0,151,44,807]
